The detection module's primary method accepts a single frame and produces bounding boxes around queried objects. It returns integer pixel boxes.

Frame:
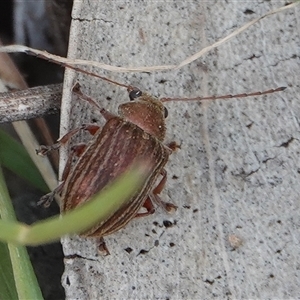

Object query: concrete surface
[60,1,300,299]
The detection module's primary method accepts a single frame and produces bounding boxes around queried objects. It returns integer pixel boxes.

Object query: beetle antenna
[161,86,286,102]
[24,49,132,90]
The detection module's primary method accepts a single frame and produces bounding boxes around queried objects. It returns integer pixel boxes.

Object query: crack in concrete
[72,17,113,23]
[64,253,98,262]
[276,137,298,148]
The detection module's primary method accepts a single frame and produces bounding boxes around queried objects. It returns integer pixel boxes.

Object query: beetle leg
[165,141,181,152]
[36,127,81,155]
[135,197,156,218]
[36,124,101,156]
[73,82,119,121]
[72,82,118,121]
[72,82,102,111]
[151,194,177,214]
[135,195,176,218]
[152,169,177,213]
[57,123,101,143]
[135,169,177,217]
[80,123,101,136]
[153,169,168,194]
[37,182,64,207]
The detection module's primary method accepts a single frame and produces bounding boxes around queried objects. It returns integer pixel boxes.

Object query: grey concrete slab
[61,1,300,299]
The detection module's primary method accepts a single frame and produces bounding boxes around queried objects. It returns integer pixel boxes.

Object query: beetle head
[118,88,167,141]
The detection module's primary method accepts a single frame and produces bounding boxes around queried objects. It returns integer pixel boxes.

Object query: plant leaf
[0,129,49,193]
[0,166,43,299]
[0,242,18,300]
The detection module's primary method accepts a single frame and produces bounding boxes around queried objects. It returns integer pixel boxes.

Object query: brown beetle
[38,83,178,251]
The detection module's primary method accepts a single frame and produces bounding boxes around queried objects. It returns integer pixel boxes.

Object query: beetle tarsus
[163,202,178,213]
[38,183,63,208]
[167,141,181,151]
[37,192,55,207]
[152,194,177,213]
[36,144,60,156]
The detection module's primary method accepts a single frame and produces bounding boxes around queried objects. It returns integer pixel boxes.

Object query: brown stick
[0,84,62,123]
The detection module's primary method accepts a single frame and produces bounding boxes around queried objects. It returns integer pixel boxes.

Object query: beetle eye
[164,106,168,118]
[129,89,142,101]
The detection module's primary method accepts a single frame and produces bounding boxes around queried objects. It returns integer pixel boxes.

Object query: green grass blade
[0,242,18,300]
[0,129,49,193]
[0,166,43,300]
